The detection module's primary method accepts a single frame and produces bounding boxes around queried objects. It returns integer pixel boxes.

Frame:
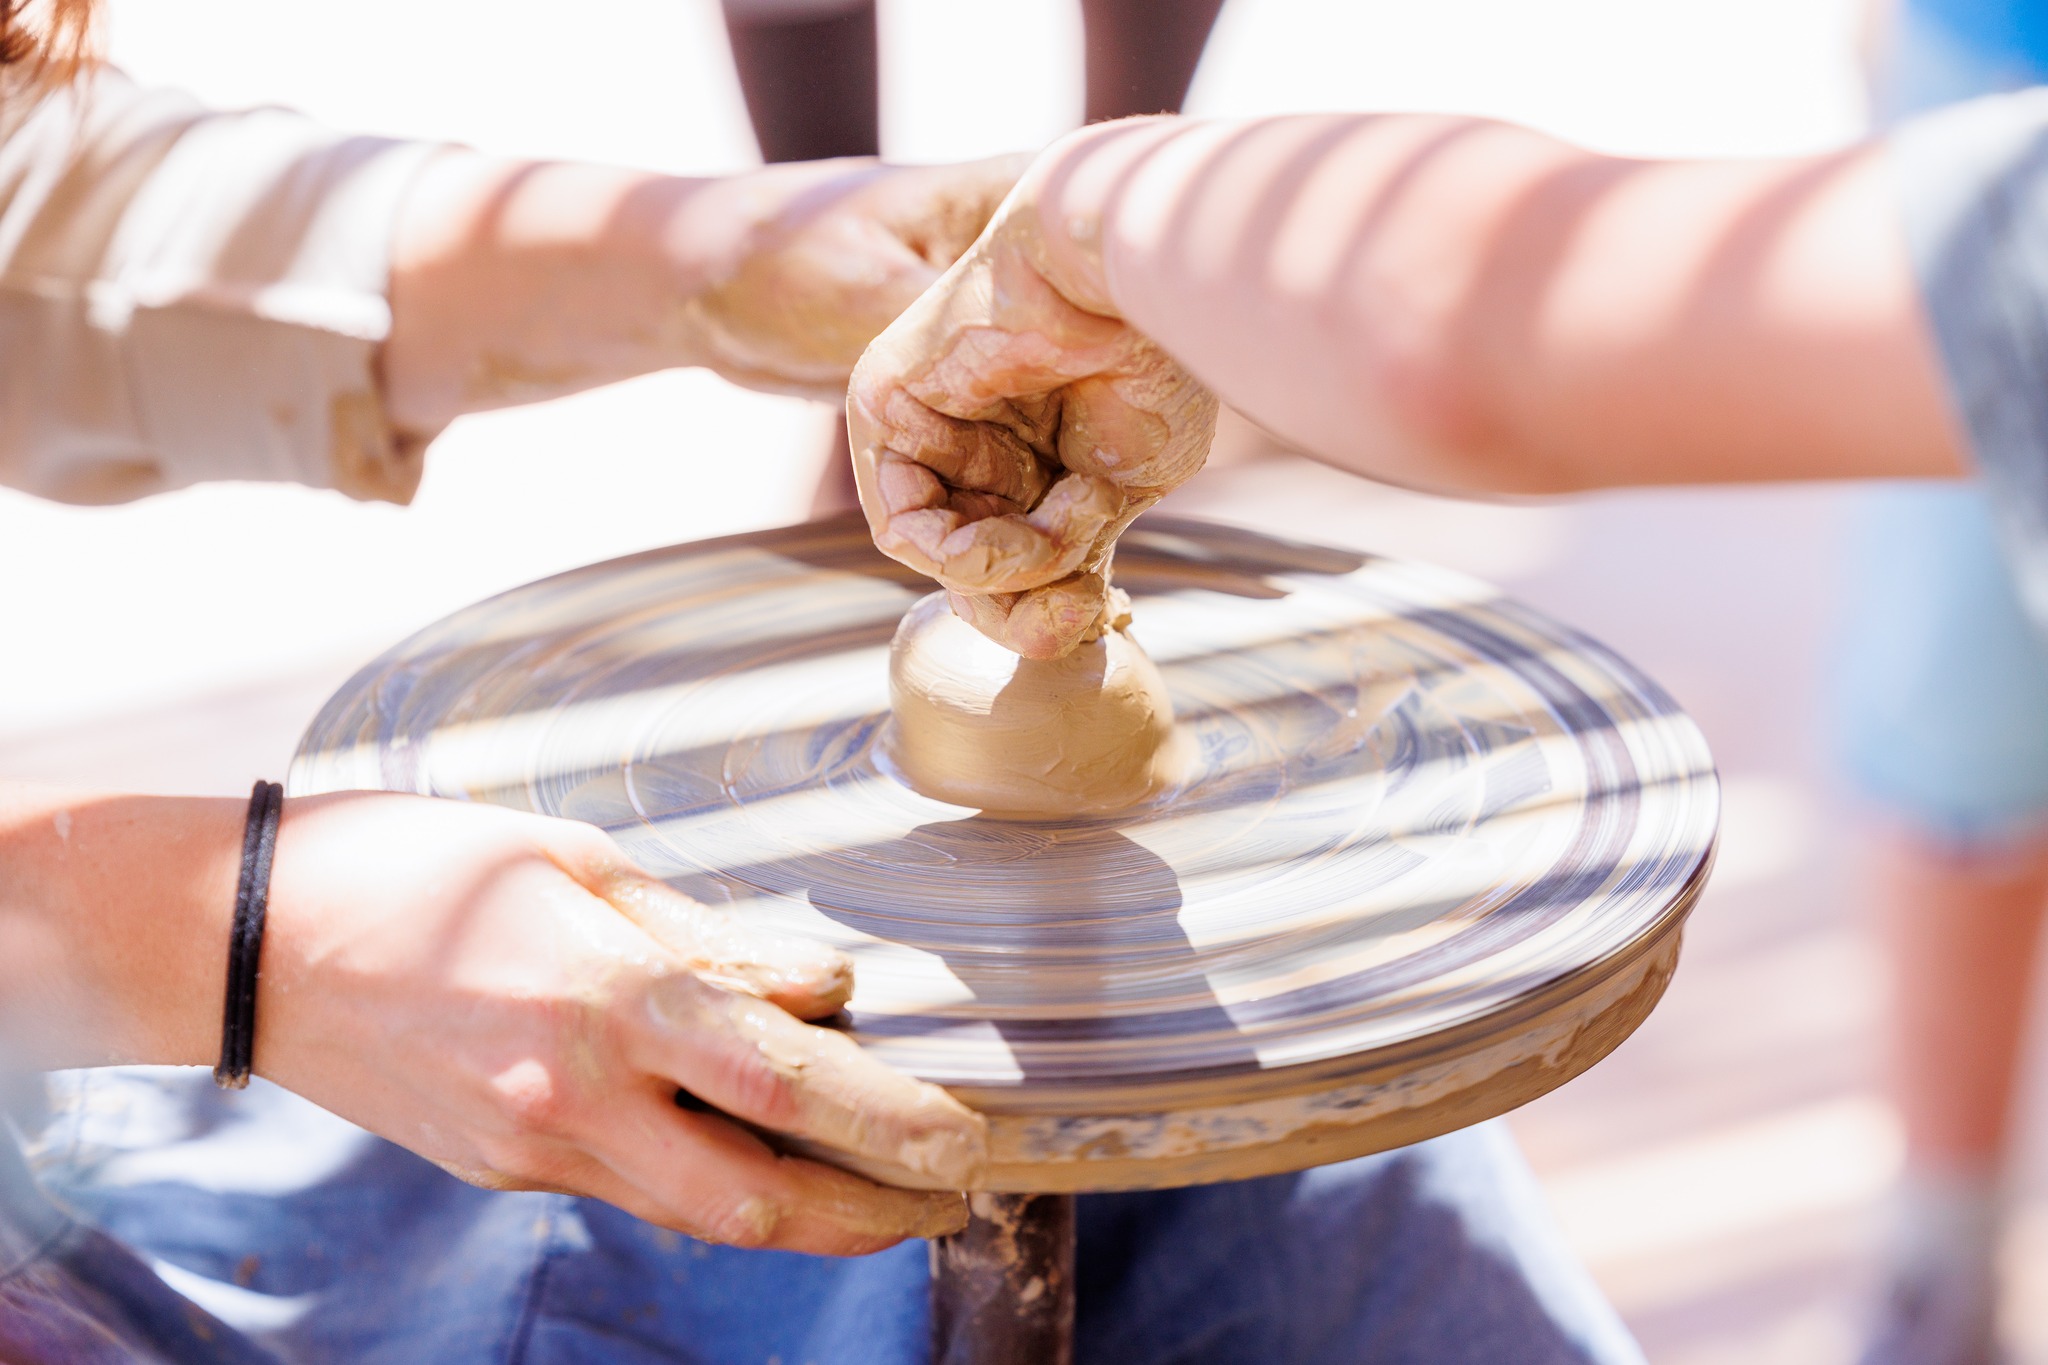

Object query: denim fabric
[0,1067,1644,1364]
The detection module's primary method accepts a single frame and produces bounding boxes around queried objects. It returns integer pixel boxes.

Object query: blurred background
[5,1,2026,1361]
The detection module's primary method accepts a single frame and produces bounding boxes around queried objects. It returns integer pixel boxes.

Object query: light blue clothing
[1893,89,2048,667]
[1832,484,2048,837]
[0,1069,1645,1364]
[1832,0,2048,840]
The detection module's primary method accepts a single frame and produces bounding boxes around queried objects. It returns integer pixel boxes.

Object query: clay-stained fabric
[0,67,443,506]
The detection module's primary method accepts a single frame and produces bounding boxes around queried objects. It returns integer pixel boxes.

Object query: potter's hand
[690,155,1027,400]
[847,138,1217,660]
[256,793,982,1255]
[382,154,1022,436]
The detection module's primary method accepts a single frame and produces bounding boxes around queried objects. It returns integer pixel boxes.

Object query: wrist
[383,152,721,432]
[1010,116,1188,319]
[0,788,242,1069]
[657,158,916,397]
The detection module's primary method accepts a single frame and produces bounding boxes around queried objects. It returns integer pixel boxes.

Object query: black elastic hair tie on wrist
[215,780,283,1090]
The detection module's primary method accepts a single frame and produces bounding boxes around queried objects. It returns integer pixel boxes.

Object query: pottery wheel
[291,515,1718,1193]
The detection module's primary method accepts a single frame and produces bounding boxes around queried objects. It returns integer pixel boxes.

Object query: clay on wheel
[293,517,1720,1191]
[883,592,1187,817]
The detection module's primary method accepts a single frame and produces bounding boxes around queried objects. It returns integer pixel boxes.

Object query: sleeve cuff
[107,108,449,503]
[0,69,447,505]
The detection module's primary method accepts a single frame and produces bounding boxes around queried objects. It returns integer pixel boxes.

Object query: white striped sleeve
[0,66,445,505]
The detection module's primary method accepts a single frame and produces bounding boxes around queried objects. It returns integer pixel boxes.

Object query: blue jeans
[2,1068,1642,1364]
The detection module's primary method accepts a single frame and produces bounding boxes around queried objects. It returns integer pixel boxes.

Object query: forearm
[1026,115,1966,494]
[381,153,738,437]
[379,151,1001,438]
[0,783,981,1248]
[0,785,239,1070]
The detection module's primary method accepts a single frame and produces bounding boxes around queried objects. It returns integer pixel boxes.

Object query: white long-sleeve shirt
[0,67,441,505]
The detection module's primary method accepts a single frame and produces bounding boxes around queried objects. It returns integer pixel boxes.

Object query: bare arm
[850,115,1968,656]
[1,69,1037,1250]
[382,151,1020,439]
[0,786,242,1071]
[0,68,1015,505]
[1053,115,1963,493]
[0,783,984,1253]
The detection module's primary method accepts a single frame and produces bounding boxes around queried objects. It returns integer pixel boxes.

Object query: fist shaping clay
[883,592,1187,818]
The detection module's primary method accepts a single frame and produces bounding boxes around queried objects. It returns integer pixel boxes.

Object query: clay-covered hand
[383,153,1022,435]
[689,155,1028,400]
[846,160,1218,660]
[257,792,982,1256]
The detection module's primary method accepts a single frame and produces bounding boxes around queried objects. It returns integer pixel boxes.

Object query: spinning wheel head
[293,515,1717,1192]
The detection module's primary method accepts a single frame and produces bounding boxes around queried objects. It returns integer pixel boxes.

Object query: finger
[610,1092,969,1254]
[1056,352,1220,498]
[863,455,1031,578]
[556,843,856,1019]
[945,574,1116,661]
[883,152,1030,270]
[612,877,855,1020]
[921,471,1120,595]
[635,973,987,1188]
[557,1094,969,1255]
[428,1152,590,1198]
[852,379,1052,510]
[893,248,1135,426]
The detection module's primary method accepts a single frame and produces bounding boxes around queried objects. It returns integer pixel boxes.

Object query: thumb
[945,575,1119,661]
[601,875,855,1020]
[889,152,1034,271]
